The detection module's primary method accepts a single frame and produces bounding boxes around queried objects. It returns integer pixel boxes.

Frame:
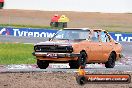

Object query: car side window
[101,32,106,42]
[91,31,100,42]
[101,32,110,42]
[105,34,110,42]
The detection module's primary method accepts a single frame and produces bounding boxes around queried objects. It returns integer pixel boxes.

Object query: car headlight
[34,45,41,51]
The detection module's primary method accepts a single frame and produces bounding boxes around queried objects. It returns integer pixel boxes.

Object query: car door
[100,31,113,61]
[88,31,103,62]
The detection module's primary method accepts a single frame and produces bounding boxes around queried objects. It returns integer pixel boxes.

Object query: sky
[4,0,132,13]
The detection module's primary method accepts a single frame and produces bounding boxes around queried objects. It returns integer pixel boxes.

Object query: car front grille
[34,45,73,53]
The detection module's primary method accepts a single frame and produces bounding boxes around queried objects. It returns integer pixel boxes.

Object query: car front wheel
[105,53,116,68]
[37,60,49,69]
[69,52,87,69]
[69,60,79,69]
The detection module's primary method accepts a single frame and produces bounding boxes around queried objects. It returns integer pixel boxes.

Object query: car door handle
[99,44,102,46]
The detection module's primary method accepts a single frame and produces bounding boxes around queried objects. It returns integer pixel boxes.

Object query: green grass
[0,24,64,30]
[0,24,51,29]
[0,23,132,32]
[0,43,36,65]
[89,24,132,33]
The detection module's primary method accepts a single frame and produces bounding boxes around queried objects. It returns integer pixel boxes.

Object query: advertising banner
[0,27,57,38]
[109,32,132,42]
[0,27,132,42]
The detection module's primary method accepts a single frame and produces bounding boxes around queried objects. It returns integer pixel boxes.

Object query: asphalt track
[0,35,49,44]
[0,35,132,73]
[0,64,132,72]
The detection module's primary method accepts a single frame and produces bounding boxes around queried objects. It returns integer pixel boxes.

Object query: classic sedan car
[32,28,122,69]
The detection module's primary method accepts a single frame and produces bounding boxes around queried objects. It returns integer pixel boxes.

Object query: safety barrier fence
[0,27,132,42]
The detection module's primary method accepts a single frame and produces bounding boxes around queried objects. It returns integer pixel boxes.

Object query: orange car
[32,28,122,69]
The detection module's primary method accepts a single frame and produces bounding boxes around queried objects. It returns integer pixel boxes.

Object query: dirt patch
[0,9,132,32]
[0,72,132,88]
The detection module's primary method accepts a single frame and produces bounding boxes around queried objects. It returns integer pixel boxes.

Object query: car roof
[63,28,90,30]
[91,29,103,31]
[63,28,104,32]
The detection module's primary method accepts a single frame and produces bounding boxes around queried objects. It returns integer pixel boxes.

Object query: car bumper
[32,52,80,58]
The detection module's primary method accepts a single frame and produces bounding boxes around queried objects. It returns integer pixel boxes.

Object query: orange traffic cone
[78,66,86,76]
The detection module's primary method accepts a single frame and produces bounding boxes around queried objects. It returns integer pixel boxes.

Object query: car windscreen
[52,29,90,40]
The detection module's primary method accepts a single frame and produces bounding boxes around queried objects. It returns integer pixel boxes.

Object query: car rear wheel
[105,53,116,68]
[37,60,49,69]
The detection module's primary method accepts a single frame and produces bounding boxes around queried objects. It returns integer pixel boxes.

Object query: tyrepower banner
[0,27,57,38]
[110,32,132,42]
[0,27,132,42]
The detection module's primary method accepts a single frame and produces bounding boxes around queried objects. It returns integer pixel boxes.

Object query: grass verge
[0,24,63,30]
[0,24,51,29]
[0,23,132,33]
[0,43,36,65]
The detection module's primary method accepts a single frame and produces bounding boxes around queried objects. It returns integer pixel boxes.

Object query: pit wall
[0,27,132,42]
